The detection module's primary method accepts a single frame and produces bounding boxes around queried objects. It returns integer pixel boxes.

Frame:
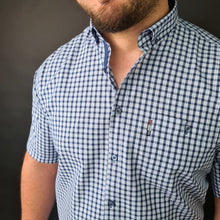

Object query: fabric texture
[27,0,220,219]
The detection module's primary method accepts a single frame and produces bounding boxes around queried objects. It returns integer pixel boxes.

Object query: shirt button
[184,125,191,135]
[115,105,122,115]
[111,154,118,161]
[154,38,159,44]
[108,200,115,208]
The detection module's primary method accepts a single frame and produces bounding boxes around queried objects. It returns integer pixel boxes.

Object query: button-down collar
[138,0,178,50]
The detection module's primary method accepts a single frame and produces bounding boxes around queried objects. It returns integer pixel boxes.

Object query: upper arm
[27,68,58,164]
[211,140,220,197]
[214,196,220,220]
[21,151,58,178]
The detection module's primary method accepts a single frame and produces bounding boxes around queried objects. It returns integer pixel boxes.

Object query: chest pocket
[136,113,217,186]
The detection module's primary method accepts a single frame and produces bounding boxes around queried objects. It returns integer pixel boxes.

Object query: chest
[47,55,219,179]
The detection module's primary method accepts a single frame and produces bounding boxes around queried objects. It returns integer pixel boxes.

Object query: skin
[77,0,170,88]
[21,152,58,220]
[21,0,220,218]
[76,0,161,33]
[215,196,220,220]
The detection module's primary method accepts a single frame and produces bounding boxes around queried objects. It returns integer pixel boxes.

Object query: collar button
[154,38,159,44]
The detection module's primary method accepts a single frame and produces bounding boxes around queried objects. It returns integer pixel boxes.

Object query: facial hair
[77,0,160,33]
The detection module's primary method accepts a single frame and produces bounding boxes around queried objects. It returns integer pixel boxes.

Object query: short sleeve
[27,72,58,164]
[211,140,220,198]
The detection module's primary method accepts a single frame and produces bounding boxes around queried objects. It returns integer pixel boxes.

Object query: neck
[102,1,170,54]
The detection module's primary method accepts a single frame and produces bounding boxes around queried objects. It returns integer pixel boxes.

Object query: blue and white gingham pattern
[27,0,220,219]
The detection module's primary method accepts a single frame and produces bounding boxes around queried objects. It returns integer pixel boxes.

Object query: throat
[109,49,143,89]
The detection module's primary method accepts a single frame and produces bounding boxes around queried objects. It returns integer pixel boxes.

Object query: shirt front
[27,1,220,219]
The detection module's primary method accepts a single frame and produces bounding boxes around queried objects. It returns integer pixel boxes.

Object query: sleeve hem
[27,147,58,164]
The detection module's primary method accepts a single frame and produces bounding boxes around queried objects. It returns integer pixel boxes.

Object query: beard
[76,0,160,33]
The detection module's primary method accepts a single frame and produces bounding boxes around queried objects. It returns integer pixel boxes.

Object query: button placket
[104,120,113,209]
[103,99,122,210]
[104,102,116,210]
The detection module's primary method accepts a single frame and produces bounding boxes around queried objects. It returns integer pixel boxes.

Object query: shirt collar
[138,0,178,50]
[90,0,178,50]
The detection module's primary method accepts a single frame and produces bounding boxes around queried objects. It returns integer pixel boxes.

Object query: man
[21,0,220,219]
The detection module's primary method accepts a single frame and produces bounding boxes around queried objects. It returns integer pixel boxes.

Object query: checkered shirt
[27,1,220,219]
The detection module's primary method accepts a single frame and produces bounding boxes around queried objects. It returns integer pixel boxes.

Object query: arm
[214,197,220,220]
[21,151,58,220]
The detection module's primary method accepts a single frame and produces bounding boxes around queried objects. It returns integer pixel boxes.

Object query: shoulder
[176,18,220,46]
[173,18,219,79]
[33,26,92,94]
